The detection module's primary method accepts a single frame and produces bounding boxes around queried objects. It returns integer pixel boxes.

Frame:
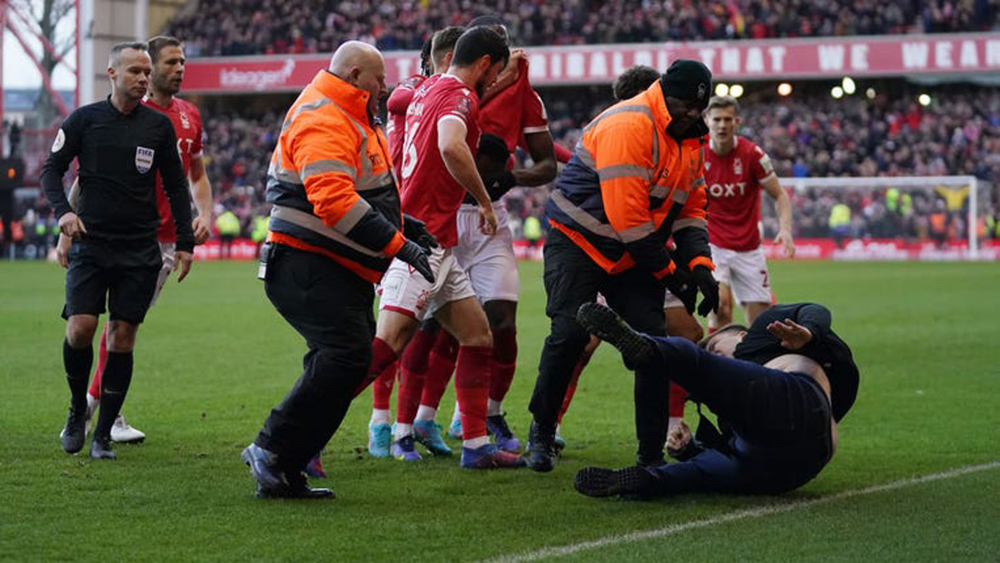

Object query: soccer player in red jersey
[367,27,465,458]
[414,16,559,453]
[55,36,212,444]
[368,27,523,469]
[702,95,794,328]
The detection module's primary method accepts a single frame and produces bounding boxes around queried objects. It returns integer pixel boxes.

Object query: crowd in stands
[7,82,1000,259]
[166,0,1000,57]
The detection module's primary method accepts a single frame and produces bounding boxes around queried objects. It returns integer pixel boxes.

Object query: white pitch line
[486,460,1000,563]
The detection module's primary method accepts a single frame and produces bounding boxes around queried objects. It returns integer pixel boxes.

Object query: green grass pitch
[1,259,998,561]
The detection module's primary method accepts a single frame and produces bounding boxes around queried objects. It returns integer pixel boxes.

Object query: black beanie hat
[660,60,713,109]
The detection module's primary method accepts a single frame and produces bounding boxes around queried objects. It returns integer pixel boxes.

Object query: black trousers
[255,244,375,470]
[644,337,834,496]
[530,229,668,461]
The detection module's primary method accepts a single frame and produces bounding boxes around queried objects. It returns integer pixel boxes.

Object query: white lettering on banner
[219,59,295,91]
[634,50,653,67]
[396,57,414,78]
[529,53,547,80]
[987,40,1000,66]
[721,48,741,73]
[567,52,586,79]
[552,52,563,79]
[961,40,979,67]
[936,41,954,68]
[590,52,608,79]
[768,46,787,72]
[818,44,846,71]
[902,42,929,69]
[851,43,870,70]
[611,51,626,76]
[657,51,671,70]
[699,49,716,71]
[745,47,764,73]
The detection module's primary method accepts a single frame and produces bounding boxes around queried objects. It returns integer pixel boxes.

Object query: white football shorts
[452,203,520,303]
[379,246,477,321]
[710,243,772,305]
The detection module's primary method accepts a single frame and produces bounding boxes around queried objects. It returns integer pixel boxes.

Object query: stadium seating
[165,0,999,57]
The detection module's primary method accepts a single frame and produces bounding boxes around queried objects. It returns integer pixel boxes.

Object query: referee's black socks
[63,339,93,413]
[93,351,134,441]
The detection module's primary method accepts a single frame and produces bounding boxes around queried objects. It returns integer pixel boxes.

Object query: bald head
[329,41,387,116]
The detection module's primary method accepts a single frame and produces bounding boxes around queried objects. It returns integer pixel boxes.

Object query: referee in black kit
[40,42,195,460]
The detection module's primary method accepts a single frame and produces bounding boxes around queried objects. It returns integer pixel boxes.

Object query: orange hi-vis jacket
[544,80,713,279]
[266,70,405,283]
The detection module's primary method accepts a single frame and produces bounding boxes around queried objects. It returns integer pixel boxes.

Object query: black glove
[661,267,697,316]
[690,265,719,317]
[482,170,517,201]
[402,214,438,251]
[396,240,435,283]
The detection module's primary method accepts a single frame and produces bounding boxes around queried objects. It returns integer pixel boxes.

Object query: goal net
[758,176,996,261]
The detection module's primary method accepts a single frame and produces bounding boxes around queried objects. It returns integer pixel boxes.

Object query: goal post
[762,175,991,261]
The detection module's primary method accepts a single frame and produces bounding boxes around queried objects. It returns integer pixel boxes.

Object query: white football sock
[487,399,502,417]
[371,409,391,425]
[394,422,413,440]
[451,401,461,424]
[463,436,490,449]
[415,405,437,422]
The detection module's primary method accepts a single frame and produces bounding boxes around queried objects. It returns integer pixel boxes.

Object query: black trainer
[522,420,557,473]
[89,437,117,460]
[486,413,521,453]
[61,406,88,454]
[256,471,335,500]
[576,302,656,367]
[242,443,290,493]
[574,465,649,498]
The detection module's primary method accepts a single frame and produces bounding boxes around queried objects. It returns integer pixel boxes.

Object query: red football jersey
[400,74,481,248]
[704,136,776,251]
[143,96,204,243]
[386,74,426,174]
[479,58,549,155]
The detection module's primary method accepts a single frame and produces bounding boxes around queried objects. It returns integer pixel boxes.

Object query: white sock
[463,436,490,449]
[415,405,437,422]
[487,399,502,417]
[394,422,413,440]
[451,401,461,424]
[371,409,391,425]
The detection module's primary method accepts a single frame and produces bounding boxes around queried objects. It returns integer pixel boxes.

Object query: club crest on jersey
[179,111,191,130]
[704,161,711,172]
[135,146,155,174]
[733,158,743,176]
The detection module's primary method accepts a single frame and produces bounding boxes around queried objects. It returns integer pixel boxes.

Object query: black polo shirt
[40,96,195,252]
[734,302,860,422]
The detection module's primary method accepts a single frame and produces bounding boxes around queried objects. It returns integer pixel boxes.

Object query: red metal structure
[1,0,79,179]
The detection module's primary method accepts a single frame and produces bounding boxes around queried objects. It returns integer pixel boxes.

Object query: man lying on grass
[573,301,859,498]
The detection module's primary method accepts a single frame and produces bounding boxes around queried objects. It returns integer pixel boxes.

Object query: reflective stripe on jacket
[545,80,709,275]
[266,70,405,283]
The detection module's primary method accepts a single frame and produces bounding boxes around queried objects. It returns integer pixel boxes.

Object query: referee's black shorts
[62,238,162,324]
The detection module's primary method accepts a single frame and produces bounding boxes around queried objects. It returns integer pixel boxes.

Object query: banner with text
[183,33,1000,93]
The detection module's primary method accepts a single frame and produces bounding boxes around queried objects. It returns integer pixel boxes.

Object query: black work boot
[576,302,656,368]
[522,420,557,473]
[574,465,651,498]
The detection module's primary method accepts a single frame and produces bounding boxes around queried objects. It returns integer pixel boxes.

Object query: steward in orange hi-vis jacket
[242,42,437,500]
[524,61,722,474]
